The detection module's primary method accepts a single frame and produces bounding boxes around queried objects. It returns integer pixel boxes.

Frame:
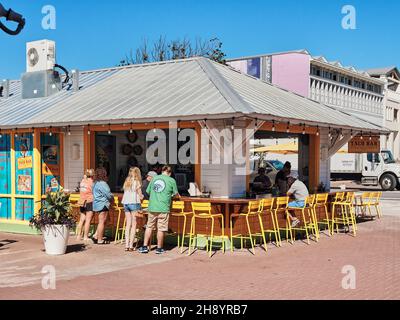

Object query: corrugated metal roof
[0,57,387,133]
[0,68,119,126]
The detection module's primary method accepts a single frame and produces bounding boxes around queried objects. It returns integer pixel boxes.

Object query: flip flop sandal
[90,237,98,244]
[97,240,110,245]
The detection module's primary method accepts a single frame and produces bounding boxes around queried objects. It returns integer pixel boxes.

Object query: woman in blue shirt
[91,167,113,244]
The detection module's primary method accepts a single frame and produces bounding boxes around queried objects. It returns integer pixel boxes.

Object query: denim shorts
[123,203,142,212]
[288,200,305,208]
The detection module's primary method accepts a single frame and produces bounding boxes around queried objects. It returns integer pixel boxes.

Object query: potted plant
[30,189,76,255]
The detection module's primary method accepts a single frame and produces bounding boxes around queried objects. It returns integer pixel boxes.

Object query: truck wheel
[380,173,397,191]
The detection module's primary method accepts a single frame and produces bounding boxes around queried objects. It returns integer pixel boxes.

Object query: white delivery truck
[331,149,400,191]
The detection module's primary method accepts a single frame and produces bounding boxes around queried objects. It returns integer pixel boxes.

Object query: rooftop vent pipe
[71,69,79,92]
[0,79,10,98]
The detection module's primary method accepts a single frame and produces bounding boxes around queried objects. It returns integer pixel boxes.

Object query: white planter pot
[42,225,70,255]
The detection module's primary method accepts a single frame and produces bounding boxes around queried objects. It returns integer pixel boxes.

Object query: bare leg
[76,213,86,240]
[129,212,138,249]
[125,211,132,249]
[143,227,153,247]
[96,212,107,243]
[83,211,93,240]
[157,231,165,248]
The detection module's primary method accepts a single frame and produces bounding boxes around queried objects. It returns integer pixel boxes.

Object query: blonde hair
[123,167,142,191]
[85,169,95,178]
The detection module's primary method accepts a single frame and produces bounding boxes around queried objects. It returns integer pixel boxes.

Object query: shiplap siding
[63,126,84,192]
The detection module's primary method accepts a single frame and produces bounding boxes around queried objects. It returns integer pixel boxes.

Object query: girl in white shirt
[121,167,143,251]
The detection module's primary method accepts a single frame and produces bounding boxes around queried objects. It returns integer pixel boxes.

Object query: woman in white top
[121,167,143,251]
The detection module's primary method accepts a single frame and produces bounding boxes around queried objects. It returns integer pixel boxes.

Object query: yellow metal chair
[312,193,331,237]
[69,194,81,235]
[331,192,357,236]
[288,196,319,244]
[170,201,192,253]
[230,200,267,254]
[354,192,371,218]
[273,196,293,245]
[188,202,225,257]
[258,198,280,247]
[369,191,383,219]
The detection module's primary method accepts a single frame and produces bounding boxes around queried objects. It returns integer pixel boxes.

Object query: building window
[394,109,398,122]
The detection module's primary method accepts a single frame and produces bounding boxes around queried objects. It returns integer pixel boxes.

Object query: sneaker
[291,219,301,228]
[155,248,165,254]
[138,246,149,254]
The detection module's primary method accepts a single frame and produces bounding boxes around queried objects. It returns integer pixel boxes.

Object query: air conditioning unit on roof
[26,39,56,72]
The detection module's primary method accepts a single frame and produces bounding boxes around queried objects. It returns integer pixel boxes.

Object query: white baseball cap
[147,171,157,177]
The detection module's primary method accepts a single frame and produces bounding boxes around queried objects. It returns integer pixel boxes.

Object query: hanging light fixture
[316,126,320,136]
[177,120,181,132]
[369,132,372,141]
[129,122,133,134]
[271,120,276,132]
[286,122,290,133]
[15,128,18,138]
[31,127,35,137]
[231,117,235,131]
[0,129,2,139]
[360,131,363,140]
[87,124,90,135]
[328,126,332,139]
[302,123,306,135]
[108,123,111,135]
[350,130,353,139]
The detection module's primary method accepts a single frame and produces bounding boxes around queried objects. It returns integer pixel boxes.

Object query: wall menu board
[41,133,61,194]
[14,133,34,221]
[0,134,11,219]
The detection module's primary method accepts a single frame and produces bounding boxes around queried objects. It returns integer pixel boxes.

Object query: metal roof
[0,57,387,133]
[367,66,399,77]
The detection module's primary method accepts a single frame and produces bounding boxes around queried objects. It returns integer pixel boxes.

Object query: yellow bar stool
[274,196,293,245]
[230,200,267,254]
[331,192,346,235]
[370,191,383,219]
[69,194,81,235]
[258,198,280,247]
[288,196,318,244]
[171,201,192,253]
[312,193,331,237]
[354,192,371,218]
[332,192,357,236]
[188,202,225,257]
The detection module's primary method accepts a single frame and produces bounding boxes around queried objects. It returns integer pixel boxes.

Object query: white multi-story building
[368,67,400,160]
[227,50,386,127]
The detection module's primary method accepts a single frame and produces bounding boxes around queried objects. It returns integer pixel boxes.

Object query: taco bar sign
[348,136,380,153]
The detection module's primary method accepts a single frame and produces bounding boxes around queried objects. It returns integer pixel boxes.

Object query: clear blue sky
[1,0,399,79]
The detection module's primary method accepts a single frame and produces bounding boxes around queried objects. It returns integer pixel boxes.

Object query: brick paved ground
[0,211,399,300]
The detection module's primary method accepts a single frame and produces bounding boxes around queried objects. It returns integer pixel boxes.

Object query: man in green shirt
[138,165,180,254]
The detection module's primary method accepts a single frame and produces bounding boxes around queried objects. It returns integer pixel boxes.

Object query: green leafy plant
[30,190,76,230]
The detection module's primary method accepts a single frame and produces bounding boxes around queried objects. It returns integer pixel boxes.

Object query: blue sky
[1,0,399,79]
